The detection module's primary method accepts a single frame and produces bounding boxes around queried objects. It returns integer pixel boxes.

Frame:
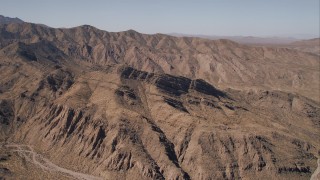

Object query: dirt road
[5,144,103,180]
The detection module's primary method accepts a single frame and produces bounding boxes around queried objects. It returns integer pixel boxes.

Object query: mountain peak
[0,15,24,24]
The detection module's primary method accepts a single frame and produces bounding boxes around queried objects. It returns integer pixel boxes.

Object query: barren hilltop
[0,22,319,180]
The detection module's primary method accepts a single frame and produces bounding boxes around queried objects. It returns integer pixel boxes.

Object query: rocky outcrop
[120,66,227,99]
[0,100,14,140]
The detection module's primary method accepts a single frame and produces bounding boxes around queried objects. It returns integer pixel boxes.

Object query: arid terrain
[285,38,320,55]
[0,18,319,180]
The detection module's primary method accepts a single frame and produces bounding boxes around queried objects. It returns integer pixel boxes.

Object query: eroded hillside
[0,23,319,180]
[0,23,319,101]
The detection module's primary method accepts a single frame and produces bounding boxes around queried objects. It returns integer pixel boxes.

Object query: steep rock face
[0,100,14,140]
[120,66,227,99]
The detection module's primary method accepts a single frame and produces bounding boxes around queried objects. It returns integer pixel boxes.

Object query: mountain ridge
[168,33,304,44]
[0,15,24,25]
[0,21,319,180]
[1,22,318,102]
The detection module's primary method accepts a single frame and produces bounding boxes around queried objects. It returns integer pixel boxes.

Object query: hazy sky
[1,0,319,38]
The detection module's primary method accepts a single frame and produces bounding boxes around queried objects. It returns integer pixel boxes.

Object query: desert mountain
[264,38,320,56]
[288,38,320,55]
[0,23,318,102]
[0,22,319,180]
[0,15,24,25]
[292,38,320,46]
[169,33,300,45]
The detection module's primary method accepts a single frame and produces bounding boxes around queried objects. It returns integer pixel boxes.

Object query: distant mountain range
[168,33,309,45]
[292,38,320,46]
[1,14,317,45]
